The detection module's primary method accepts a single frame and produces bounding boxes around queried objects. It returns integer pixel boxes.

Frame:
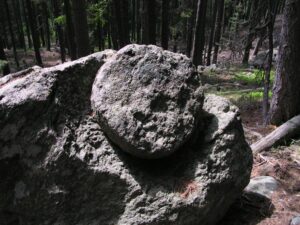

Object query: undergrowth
[218,90,272,109]
[234,69,275,86]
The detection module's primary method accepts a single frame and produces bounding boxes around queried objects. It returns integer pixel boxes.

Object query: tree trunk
[207,0,218,65]
[4,0,19,68]
[191,0,208,66]
[263,0,275,125]
[131,0,136,42]
[52,0,66,63]
[21,0,32,49]
[253,36,263,56]
[37,5,46,48]
[113,0,123,47]
[242,0,259,64]
[96,22,104,51]
[136,0,141,43]
[64,0,76,60]
[107,24,112,49]
[113,0,129,48]
[161,0,169,49]
[212,0,225,64]
[110,2,119,49]
[71,0,90,57]
[142,0,156,44]
[42,2,51,51]
[13,0,26,51]
[0,37,10,75]
[26,0,43,66]
[0,1,9,49]
[186,0,197,56]
[251,115,300,153]
[121,0,130,45]
[269,0,300,125]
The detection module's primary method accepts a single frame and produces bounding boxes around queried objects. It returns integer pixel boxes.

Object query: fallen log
[251,115,300,153]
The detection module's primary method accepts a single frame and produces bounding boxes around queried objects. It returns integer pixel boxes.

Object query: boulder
[91,44,204,159]
[0,48,252,225]
[291,216,300,225]
[245,176,278,199]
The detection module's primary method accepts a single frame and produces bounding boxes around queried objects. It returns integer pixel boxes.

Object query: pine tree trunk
[96,22,105,51]
[42,2,51,51]
[112,0,129,47]
[110,4,119,49]
[52,0,66,62]
[107,24,112,49]
[64,0,76,60]
[242,0,259,64]
[212,0,224,64]
[263,0,274,125]
[161,0,169,49]
[13,0,26,51]
[131,0,136,42]
[148,0,156,44]
[142,0,156,44]
[269,0,300,125]
[121,0,130,45]
[26,0,43,66]
[191,0,208,66]
[0,37,10,75]
[37,5,46,47]
[71,0,90,57]
[136,0,141,43]
[0,2,10,49]
[21,0,32,49]
[4,0,19,68]
[207,0,218,65]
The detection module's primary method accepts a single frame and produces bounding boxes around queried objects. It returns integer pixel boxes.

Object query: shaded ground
[219,145,300,225]
[4,47,68,73]
[204,67,300,225]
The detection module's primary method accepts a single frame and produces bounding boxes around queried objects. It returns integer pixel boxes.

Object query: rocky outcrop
[91,45,204,159]
[0,45,252,225]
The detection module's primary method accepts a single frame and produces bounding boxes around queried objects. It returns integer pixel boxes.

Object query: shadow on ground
[218,191,274,225]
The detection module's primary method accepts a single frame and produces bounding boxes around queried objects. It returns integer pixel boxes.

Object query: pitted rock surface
[0,48,252,225]
[91,44,204,158]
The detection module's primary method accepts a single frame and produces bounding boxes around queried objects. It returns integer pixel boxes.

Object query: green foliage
[218,89,272,109]
[88,0,109,27]
[180,9,192,19]
[0,60,8,73]
[234,69,275,86]
[54,15,66,26]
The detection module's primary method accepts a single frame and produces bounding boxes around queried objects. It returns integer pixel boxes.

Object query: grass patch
[0,60,9,73]
[234,69,275,86]
[217,89,272,109]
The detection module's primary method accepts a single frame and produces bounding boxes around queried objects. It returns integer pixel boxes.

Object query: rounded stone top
[91,44,204,159]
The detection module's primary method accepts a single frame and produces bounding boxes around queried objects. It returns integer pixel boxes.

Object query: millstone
[91,44,204,159]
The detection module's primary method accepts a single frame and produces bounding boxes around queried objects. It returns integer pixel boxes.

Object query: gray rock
[0,54,252,225]
[291,216,300,225]
[91,44,204,159]
[0,50,115,159]
[245,176,278,198]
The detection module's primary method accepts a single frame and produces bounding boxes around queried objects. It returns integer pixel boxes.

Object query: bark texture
[269,0,300,125]
[71,0,90,57]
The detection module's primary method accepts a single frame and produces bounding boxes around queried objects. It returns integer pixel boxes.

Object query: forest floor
[203,68,300,225]
[3,48,300,225]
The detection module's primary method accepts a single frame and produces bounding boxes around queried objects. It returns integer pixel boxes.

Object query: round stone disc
[91,44,203,158]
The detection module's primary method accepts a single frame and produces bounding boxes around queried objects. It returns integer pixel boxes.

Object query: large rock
[245,176,278,199]
[91,44,204,159]
[0,48,252,225]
